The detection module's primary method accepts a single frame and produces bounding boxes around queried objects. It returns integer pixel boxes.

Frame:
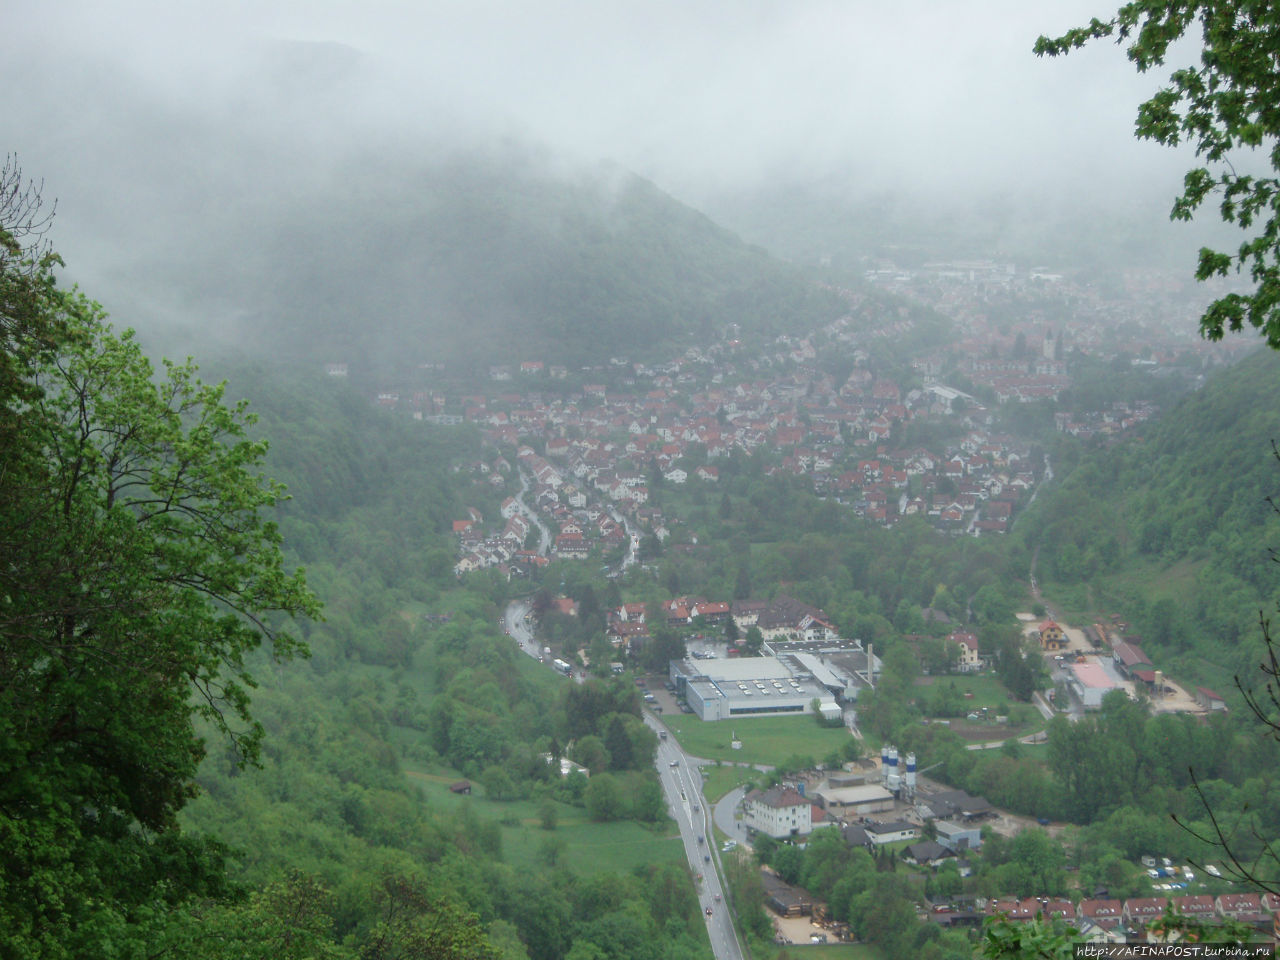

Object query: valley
[7,5,1280,952]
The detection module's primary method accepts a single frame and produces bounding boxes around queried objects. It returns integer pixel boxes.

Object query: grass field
[913,672,1015,710]
[941,720,1043,744]
[663,715,854,767]
[1039,556,1204,629]
[1013,741,1050,763]
[699,763,763,804]
[502,815,686,876]
[401,762,686,875]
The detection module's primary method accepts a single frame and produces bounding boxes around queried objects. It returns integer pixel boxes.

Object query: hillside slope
[220,154,847,377]
[1025,347,1280,683]
[12,40,845,378]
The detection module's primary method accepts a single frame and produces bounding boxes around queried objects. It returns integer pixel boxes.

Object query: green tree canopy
[0,246,319,953]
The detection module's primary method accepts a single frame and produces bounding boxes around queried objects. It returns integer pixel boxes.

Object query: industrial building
[667,655,838,721]
[1068,660,1121,710]
[812,770,896,817]
[667,637,882,722]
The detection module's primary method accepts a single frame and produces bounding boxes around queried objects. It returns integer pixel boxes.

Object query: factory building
[812,770,896,817]
[668,655,838,721]
[1069,661,1121,710]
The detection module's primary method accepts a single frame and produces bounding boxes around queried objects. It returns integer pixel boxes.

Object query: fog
[2,0,1211,329]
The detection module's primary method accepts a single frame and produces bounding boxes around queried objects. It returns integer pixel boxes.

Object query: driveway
[713,785,750,848]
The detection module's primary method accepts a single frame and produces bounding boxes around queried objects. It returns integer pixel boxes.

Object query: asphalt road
[647,716,745,960]
[512,471,552,555]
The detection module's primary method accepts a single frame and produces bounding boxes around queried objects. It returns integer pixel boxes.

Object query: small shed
[1195,686,1227,711]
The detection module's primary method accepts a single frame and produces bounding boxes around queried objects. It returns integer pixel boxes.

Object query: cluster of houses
[944,891,1280,944]
[604,593,839,656]
[742,751,992,849]
[864,257,1251,385]
[451,497,554,577]
[419,324,1060,561]
[425,257,1249,591]
[383,251,1252,583]
[768,877,1280,945]
[749,762,1278,945]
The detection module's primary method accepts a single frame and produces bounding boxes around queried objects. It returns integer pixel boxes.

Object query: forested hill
[103,142,846,381]
[225,154,846,378]
[1025,347,1280,683]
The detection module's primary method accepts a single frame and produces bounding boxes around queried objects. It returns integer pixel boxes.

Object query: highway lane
[647,716,744,960]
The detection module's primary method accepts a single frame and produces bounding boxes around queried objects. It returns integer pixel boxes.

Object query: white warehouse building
[668,655,838,721]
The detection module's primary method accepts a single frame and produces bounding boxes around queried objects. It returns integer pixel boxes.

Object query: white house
[742,786,830,838]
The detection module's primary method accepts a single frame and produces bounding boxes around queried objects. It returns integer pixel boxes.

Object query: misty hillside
[218,156,847,377]
[94,146,848,379]
[1025,347,1280,681]
[9,39,846,380]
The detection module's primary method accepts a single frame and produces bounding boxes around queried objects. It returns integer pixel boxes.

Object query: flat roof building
[669,656,837,721]
[813,782,895,817]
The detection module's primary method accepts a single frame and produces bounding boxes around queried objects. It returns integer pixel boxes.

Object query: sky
[2,0,1203,284]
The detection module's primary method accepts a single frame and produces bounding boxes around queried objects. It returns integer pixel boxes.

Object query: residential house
[1077,899,1124,933]
[1122,898,1167,932]
[1170,896,1216,923]
[903,841,951,867]
[949,632,982,672]
[742,785,828,838]
[1038,621,1068,652]
[1216,893,1268,926]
